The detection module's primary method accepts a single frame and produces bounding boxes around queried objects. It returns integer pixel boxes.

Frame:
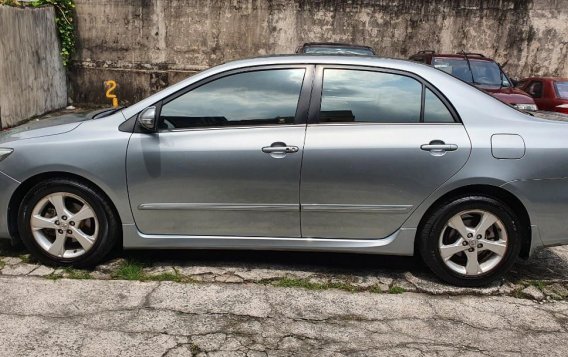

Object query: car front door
[300,66,471,239]
[126,66,313,237]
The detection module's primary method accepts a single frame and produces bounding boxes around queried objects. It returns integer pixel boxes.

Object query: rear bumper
[0,171,19,239]
[502,178,568,248]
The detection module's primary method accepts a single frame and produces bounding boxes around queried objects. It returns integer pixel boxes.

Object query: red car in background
[517,77,568,114]
[409,51,538,111]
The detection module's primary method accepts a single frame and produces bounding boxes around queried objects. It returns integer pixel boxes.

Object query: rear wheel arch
[8,172,122,244]
[416,184,532,259]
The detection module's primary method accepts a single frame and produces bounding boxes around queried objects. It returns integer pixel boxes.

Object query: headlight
[0,148,13,162]
[514,103,538,111]
[556,104,568,109]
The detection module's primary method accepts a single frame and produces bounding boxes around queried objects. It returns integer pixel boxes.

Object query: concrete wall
[0,6,67,128]
[71,0,568,105]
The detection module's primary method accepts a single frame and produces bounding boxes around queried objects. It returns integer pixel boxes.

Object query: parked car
[517,77,568,114]
[296,42,376,56]
[409,51,537,111]
[1,55,567,286]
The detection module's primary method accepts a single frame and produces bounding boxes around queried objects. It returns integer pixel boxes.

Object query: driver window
[160,69,306,129]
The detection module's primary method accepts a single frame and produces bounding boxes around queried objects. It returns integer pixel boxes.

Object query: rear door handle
[420,142,458,152]
[262,143,299,154]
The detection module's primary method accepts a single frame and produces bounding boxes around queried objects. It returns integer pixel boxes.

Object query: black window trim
[153,64,315,132]
[308,65,462,125]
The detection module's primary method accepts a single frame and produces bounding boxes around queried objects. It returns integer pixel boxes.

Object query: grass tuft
[111,260,145,280]
[388,286,405,294]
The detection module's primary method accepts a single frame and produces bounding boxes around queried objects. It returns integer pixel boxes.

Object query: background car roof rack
[457,52,486,58]
[417,50,436,54]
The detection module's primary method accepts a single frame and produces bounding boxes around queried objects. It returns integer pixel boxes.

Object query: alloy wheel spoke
[48,194,70,218]
[448,215,472,239]
[480,239,507,256]
[47,232,67,257]
[440,238,469,261]
[465,250,482,275]
[70,227,94,250]
[31,215,58,230]
[474,212,498,238]
[71,205,95,223]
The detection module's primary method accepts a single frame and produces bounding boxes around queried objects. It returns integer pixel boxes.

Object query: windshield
[432,58,510,87]
[303,46,374,56]
[555,81,568,99]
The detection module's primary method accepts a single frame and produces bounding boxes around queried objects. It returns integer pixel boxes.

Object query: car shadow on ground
[2,239,567,283]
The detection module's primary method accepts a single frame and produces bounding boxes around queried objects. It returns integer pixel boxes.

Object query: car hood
[0,108,116,144]
[478,86,535,105]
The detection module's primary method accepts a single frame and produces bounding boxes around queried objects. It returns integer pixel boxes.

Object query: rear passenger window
[320,69,422,123]
[424,88,454,123]
[319,69,455,124]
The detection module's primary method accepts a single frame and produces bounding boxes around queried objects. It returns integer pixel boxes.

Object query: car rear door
[126,65,314,237]
[300,66,471,239]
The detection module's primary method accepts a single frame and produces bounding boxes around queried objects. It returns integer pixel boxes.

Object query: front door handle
[262,143,299,154]
[420,141,458,152]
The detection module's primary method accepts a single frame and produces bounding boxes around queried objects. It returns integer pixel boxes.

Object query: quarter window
[320,69,422,123]
[160,69,306,129]
[424,88,454,123]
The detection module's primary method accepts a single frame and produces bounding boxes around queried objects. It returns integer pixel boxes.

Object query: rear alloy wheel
[419,195,522,286]
[18,178,120,267]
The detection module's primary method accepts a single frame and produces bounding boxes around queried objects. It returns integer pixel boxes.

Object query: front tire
[418,195,522,286]
[18,178,120,267]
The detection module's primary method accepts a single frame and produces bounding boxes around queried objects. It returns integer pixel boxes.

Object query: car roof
[121,54,475,119]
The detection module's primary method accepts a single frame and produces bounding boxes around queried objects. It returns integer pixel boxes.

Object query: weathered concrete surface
[0,5,67,128]
[0,275,567,356]
[71,0,568,104]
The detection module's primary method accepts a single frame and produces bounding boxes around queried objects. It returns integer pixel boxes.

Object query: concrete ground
[1,241,568,356]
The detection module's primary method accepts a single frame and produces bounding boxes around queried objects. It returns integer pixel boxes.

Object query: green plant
[32,0,76,66]
[388,286,405,294]
[111,260,145,280]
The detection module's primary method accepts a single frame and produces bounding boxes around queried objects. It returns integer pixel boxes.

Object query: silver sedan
[0,55,566,286]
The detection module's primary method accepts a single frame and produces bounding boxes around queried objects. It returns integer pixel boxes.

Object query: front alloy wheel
[30,192,99,259]
[18,178,120,267]
[419,195,521,286]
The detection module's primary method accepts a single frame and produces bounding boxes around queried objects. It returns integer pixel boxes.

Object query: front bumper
[0,171,19,239]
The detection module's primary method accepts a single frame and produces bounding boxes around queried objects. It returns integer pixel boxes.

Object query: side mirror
[138,106,157,131]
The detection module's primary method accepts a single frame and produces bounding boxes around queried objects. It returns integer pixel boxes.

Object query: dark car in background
[296,42,376,56]
[517,77,568,114]
[409,51,537,111]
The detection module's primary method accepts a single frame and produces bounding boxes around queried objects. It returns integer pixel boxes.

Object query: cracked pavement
[1,275,567,356]
[1,243,568,356]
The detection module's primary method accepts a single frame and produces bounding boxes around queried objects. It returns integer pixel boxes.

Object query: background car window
[320,69,422,123]
[424,88,454,123]
[528,81,543,98]
[160,69,305,129]
[555,81,568,99]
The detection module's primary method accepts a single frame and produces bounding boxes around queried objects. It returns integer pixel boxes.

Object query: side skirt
[121,224,416,256]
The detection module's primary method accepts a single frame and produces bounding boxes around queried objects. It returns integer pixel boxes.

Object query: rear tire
[18,178,120,267]
[418,195,521,287]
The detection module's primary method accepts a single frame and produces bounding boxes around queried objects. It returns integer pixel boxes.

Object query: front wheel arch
[8,172,122,245]
[416,184,532,259]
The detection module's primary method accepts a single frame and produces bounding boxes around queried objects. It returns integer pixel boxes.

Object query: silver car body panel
[1,55,567,256]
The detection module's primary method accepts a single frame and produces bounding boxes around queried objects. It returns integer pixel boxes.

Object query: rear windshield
[432,58,510,87]
[555,81,568,99]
